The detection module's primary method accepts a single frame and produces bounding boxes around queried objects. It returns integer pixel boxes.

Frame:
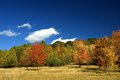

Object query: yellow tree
[95,37,118,70]
[73,40,90,67]
[112,30,120,67]
[19,47,31,69]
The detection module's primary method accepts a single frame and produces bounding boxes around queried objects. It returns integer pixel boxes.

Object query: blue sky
[0,0,120,50]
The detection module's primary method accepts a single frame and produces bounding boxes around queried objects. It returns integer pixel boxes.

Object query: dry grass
[0,65,120,80]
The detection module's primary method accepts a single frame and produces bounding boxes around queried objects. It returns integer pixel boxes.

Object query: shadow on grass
[115,69,120,72]
[69,65,106,73]
[67,65,104,73]
[25,67,39,71]
[85,67,99,70]
[81,67,104,73]
[0,66,16,69]
[67,65,80,68]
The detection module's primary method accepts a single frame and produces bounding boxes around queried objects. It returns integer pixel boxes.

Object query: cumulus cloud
[18,23,32,29]
[51,37,77,44]
[0,30,20,37]
[25,28,59,43]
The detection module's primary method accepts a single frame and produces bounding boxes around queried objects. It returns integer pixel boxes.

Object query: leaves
[95,37,118,71]
[29,42,47,66]
[73,40,90,67]
[0,30,119,70]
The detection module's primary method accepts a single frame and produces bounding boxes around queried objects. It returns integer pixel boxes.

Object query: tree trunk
[78,60,81,68]
[27,67,29,70]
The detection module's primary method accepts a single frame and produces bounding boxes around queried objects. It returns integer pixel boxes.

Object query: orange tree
[112,30,120,67]
[20,42,47,69]
[73,40,90,68]
[30,42,47,67]
[94,37,118,71]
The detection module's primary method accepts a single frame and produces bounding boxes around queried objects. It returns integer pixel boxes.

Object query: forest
[0,30,120,71]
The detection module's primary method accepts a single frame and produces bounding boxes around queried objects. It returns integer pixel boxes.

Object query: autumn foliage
[19,42,47,67]
[112,30,120,67]
[94,37,118,70]
[73,40,90,67]
[0,30,119,71]
[30,43,47,66]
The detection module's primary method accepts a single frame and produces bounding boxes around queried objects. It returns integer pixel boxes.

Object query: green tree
[46,52,62,66]
[0,50,5,67]
[4,49,18,67]
[12,43,31,64]
[86,38,97,45]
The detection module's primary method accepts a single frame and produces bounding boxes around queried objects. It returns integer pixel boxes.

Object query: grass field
[0,65,120,80]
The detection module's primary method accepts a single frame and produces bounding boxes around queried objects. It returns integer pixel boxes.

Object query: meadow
[0,65,120,80]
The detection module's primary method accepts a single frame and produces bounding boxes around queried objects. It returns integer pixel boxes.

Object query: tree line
[0,30,120,71]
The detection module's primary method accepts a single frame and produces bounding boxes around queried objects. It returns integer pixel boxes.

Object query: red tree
[30,42,47,67]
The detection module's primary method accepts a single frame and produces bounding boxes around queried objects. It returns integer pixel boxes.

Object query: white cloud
[25,28,59,43]
[51,37,77,44]
[18,23,32,29]
[0,30,20,37]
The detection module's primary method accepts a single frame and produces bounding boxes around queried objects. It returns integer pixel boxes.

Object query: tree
[86,38,97,45]
[40,40,46,46]
[73,40,90,67]
[52,41,66,65]
[12,43,31,64]
[46,52,62,66]
[112,30,120,67]
[20,42,47,69]
[65,41,74,48]
[12,46,24,63]
[0,50,4,67]
[4,49,18,67]
[98,47,117,70]
[19,47,31,68]
[46,45,63,66]
[86,44,96,65]
[95,37,118,71]
[29,42,47,68]
[46,45,53,54]
[52,41,65,50]
[65,41,75,64]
